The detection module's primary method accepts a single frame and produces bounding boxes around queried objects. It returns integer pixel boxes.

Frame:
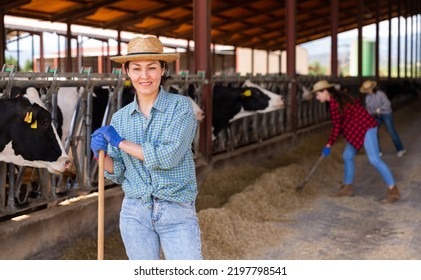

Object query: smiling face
[126,60,165,97]
[315,89,331,103]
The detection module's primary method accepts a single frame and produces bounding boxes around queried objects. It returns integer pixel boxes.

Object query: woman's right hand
[91,127,109,159]
[322,146,331,157]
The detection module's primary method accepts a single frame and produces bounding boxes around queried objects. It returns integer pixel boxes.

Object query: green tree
[308,61,326,75]
[5,55,18,68]
[23,59,33,72]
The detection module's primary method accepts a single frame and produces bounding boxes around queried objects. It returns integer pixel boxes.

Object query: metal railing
[0,66,418,219]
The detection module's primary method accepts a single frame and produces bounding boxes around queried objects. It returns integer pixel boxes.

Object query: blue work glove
[322,146,331,157]
[91,128,109,159]
[103,125,124,148]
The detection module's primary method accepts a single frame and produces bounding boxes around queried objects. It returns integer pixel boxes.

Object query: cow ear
[24,105,42,123]
[241,89,252,97]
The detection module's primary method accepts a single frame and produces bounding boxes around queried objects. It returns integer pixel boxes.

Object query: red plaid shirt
[327,97,378,150]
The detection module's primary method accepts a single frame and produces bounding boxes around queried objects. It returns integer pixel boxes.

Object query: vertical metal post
[17,31,20,71]
[194,0,212,161]
[266,50,270,74]
[388,0,392,78]
[251,49,255,75]
[233,47,237,73]
[357,0,363,80]
[330,0,338,77]
[286,0,297,132]
[416,4,418,77]
[375,0,380,80]
[409,2,414,78]
[86,86,93,187]
[7,164,15,210]
[404,0,408,78]
[0,8,5,67]
[40,32,45,72]
[0,162,6,211]
[66,21,72,73]
[397,1,401,78]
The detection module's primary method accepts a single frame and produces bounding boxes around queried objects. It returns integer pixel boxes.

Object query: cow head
[0,88,69,174]
[242,79,285,111]
[240,87,271,111]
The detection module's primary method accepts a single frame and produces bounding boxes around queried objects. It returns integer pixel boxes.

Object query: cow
[212,79,284,137]
[57,85,133,146]
[168,84,205,122]
[0,87,69,174]
[57,84,204,161]
[10,86,64,140]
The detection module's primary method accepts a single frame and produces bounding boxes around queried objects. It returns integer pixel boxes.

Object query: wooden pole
[97,150,105,260]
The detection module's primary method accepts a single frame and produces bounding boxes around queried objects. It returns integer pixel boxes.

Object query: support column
[330,0,338,77]
[387,0,392,78]
[375,0,380,79]
[194,0,212,161]
[404,0,408,78]
[286,0,297,132]
[397,1,401,78]
[39,32,45,72]
[66,22,72,73]
[0,9,5,67]
[357,0,363,80]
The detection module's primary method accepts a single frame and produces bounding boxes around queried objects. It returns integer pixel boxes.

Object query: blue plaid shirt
[104,87,198,207]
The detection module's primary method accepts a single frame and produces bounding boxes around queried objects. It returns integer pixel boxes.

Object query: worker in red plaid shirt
[311,80,400,204]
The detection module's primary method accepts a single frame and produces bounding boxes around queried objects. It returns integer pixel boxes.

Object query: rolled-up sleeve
[104,145,125,184]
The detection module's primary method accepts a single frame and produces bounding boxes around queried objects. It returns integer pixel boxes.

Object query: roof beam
[102,0,188,29]
[143,0,260,37]
[50,0,119,22]
[0,0,31,11]
[213,16,283,43]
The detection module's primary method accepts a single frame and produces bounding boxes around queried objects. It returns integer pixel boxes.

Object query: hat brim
[110,53,180,64]
[310,83,334,93]
[359,81,377,93]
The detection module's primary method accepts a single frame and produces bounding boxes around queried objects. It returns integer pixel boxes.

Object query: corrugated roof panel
[2,0,414,51]
[86,7,126,22]
[21,0,77,13]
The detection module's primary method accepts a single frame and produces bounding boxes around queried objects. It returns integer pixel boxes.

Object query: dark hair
[326,86,355,113]
[124,60,171,86]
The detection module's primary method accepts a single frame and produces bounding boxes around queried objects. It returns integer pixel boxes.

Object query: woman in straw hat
[90,36,202,259]
[360,80,406,157]
[311,80,400,203]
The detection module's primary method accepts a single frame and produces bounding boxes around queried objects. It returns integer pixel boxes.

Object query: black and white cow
[10,86,64,140]
[212,79,284,137]
[168,84,205,122]
[58,84,205,145]
[0,87,69,174]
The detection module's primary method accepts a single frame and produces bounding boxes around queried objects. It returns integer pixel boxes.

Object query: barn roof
[2,0,418,51]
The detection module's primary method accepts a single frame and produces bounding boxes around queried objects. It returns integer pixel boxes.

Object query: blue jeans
[119,197,203,260]
[343,127,395,186]
[374,113,405,152]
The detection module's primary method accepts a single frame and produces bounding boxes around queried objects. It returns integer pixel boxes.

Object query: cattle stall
[0,67,419,220]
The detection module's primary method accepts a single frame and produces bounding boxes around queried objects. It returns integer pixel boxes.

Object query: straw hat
[110,36,180,64]
[359,80,377,93]
[311,80,334,93]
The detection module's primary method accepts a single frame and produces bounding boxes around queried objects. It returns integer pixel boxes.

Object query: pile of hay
[197,132,345,259]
